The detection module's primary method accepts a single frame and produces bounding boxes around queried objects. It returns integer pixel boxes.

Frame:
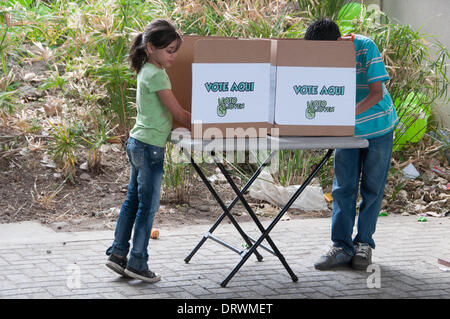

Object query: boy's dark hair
[129,19,182,73]
[304,18,341,40]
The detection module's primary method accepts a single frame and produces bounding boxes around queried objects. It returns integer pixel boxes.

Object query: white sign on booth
[275,66,356,126]
[191,63,275,125]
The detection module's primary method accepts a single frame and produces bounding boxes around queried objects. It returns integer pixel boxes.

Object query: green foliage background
[1,0,448,198]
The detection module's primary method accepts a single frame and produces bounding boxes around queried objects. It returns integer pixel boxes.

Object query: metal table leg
[220,149,334,287]
[184,150,277,264]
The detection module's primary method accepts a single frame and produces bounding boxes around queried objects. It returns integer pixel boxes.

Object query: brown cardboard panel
[166,35,233,114]
[275,39,355,68]
[194,38,272,63]
[273,124,354,137]
[192,122,271,139]
[166,35,197,113]
[273,39,356,137]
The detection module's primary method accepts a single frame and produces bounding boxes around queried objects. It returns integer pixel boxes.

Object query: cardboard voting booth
[273,39,356,136]
[191,38,276,138]
[167,36,356,138]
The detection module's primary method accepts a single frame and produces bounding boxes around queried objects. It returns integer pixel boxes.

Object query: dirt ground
[0,130,331,233]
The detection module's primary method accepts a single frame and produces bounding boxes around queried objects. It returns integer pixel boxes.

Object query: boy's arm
[157,89,191,130]
[355,81,383,115]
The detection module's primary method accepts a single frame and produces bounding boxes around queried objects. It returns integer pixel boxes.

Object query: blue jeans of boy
[331,130,393,256]
[106,137,165,271]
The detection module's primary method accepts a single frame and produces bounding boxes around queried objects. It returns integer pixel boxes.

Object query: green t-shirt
[130,63,173,148]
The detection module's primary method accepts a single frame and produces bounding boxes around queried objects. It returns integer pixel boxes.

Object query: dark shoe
[351,242,372,270]
[314,246,352,270]
[124,266,161,283]
[106,254,130,277]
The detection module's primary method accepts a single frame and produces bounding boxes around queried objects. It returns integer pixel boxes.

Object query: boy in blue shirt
[304,18,398,270]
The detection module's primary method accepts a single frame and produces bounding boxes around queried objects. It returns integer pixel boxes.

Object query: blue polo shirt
[353,34,398,139]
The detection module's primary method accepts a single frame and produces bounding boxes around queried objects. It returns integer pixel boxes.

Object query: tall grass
[0,14,17,118]
[169,0,294,38]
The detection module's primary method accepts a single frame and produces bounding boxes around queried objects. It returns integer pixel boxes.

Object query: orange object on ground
[150,228,160,239]
[324,193,333,203]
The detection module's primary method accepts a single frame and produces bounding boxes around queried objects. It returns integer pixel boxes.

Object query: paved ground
[0,214,449,300]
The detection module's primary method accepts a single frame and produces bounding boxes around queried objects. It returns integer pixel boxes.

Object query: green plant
[0,90,16,118]
[330,2,449,151]
[79,113,121,173]
[5,0,448,200]
[0,14,17,117]
[47,119,80,181]
[295,0,354,22]
[85,0,138,137]
[367,23,447,150]
[273,149,333,188]
[163,142,193,203]
[39,66,66,92]
[90,61,135,136]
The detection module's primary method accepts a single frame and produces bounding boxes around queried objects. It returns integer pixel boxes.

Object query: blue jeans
[331,130,393,256]
[106,137,165,271]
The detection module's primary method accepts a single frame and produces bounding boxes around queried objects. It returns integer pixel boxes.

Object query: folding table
[170,131,368,287]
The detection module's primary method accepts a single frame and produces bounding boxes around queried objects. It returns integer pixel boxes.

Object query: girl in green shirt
[105,19,190,283]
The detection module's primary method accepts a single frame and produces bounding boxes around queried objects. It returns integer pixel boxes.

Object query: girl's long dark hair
[128,19,182,73]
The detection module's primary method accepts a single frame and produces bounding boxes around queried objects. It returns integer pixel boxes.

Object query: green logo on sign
[217,97,245,117]
[305,100,335,120]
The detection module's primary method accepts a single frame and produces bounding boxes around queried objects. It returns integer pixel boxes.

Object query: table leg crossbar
[183,148,334,287]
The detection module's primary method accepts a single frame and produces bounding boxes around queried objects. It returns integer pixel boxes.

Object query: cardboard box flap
[273,124,354,137]
[167,35,234,113]
[194,38,272,63]
[276,40,355,68]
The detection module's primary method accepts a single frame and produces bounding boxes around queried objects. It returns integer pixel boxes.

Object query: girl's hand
[157,89,191,128]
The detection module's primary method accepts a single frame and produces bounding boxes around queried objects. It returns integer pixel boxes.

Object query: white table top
[170,129,368,152]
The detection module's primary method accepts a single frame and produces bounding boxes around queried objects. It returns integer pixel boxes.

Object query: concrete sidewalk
[0,214,449,299]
